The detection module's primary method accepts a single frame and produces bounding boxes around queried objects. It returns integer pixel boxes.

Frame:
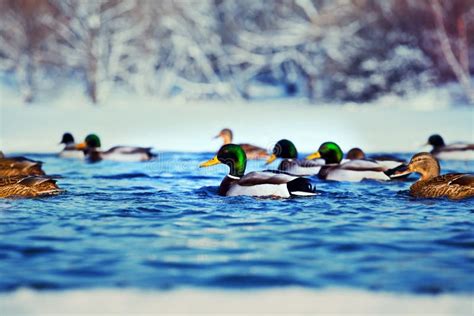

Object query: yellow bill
[305,151,321,160]
[199,155,221,168]
[75,142,87,150]
[265,154,277,165]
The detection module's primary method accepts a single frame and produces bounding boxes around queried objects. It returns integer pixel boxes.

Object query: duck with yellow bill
[200,144,316,198]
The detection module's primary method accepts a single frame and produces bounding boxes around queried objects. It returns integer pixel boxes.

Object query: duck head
[346,147,366,160]
[60,133,75,145]
[306,142,343,164]
[405,152,440,180]
[266,139,298,165]
[214,128,233,145]
[427,134,445,149]
[76,134,101,151]
[200,144,247,178]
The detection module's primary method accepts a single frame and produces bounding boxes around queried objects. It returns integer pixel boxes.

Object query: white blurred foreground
[1,287,472,315]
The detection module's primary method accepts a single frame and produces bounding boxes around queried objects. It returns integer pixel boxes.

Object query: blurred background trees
[0,0,472,104]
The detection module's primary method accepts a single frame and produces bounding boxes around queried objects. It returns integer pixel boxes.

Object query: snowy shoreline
[1,287,472,315]
[1,89,473,154]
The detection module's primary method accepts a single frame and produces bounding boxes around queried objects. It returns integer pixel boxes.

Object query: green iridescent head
[200,144,247,177]
[266,139,298,165]
[85,134,101,148]
[306,141,343,164]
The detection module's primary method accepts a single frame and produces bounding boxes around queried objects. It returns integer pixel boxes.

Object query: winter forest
[0,0,473,104]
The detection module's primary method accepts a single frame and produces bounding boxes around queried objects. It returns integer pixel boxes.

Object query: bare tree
[430,0,474,103]
[0,0,53,102]
[45,0,145,103]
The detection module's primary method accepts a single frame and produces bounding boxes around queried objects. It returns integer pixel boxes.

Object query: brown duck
[0,152,45,177]
[215,128,269,160]
[0,176,62,198]
[395,152,474,200]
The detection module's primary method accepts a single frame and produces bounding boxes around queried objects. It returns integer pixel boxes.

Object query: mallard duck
[76,134,156,163]
[266,139,324,176]
[306,142,390,182]
[427,134,474,160]
[59,133,84,159]
[393,152,473,200]
[0,154,45,177]
[0,176,62,198]
[215,128,269,160]
[199,144,316,197]
[345,147,408,179]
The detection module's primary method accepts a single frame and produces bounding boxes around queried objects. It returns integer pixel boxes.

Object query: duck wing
[339,159,386,172]
[449,174,474,186]
[0,176,62,197]
[105,146,150,154]
[0,157,45,176]
[238,171,299,186]
[440,143,474,152]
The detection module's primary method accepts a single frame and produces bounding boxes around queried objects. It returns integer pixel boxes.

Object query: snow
[0,287,472,315]
[0,83,472,154]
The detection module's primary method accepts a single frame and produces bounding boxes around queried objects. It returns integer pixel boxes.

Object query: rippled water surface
[0,153,473,294]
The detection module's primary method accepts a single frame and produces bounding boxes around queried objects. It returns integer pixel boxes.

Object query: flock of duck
[0,130,473,200]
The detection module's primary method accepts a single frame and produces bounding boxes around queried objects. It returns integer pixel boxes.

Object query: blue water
[0,153,473,294]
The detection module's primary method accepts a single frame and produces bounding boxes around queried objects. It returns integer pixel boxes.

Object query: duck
[214,128,269,160]
[0,175,63,198]
[0,153,45,177]
[306,142,390,182]
[266,139,324,176]
[199,144,316,197]
[345,147,408,179]
[426,134,474,160]
[393,152,473,200]
[76,134,156,163]
[59,133,84,159]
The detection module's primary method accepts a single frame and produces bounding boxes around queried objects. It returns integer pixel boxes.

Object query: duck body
[78,134,156,163]
[431,144,474,160]
[394,152,474,200]
[428,134,474,160]
[346,147,407,179]
[307,143,391,182]
[59,133,84,159]
[215,129,269,160]
[410,174,474,200]
[0,156,45,177]
[0,176,62,198]
[87,146,155,163]
[200,144,316,198]
[219,171,316,197]
[266,139,324,176]
[59,148,85,159]
[277,159,324,176]
[238,144,269,160]
[319,160,390,182]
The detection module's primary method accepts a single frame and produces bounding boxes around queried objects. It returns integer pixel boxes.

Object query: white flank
[290,191,317,196]
[326,169,390,182]
[227,183,290,198]
[102,152,150,162]
[58,150,84,159]
[286,164,321,176]
[435,151,474,161]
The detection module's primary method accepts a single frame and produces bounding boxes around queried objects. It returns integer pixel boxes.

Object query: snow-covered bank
[1,85,473,154]
[1,288,472,315]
